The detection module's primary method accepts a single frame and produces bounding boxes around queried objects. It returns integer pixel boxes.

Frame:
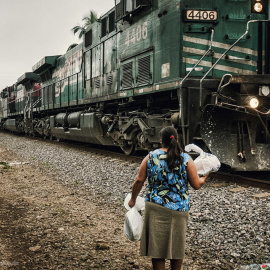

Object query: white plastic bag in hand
[124,207,143,241]
[185,143,221,175]
[123,193,145,241]
[124,193,145,211]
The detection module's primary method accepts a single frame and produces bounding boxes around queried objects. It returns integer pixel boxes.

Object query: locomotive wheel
[120,144,135,155]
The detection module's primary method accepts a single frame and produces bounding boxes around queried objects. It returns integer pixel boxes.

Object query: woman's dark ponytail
[161,127,183,170]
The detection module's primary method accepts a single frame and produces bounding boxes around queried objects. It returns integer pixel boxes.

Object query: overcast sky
[0,0,114,90]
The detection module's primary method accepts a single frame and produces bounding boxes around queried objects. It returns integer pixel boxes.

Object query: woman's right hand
[128,198,136,208]
[201,174,209,180]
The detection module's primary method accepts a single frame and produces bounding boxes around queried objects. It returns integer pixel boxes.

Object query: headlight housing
[247,97,260,109]
[251,0,265,13]
[254,2,263,12]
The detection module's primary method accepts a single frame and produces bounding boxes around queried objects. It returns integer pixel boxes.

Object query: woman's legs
[152,258,165,270]
[152,258,183,270]
[170,259,183,270]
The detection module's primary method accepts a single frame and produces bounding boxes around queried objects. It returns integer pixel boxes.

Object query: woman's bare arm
[128,155,148,208]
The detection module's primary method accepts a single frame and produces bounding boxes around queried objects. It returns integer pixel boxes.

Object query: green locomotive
[1,0,270,171]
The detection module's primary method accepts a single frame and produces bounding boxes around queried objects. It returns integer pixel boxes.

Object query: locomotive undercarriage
[2,90,188,154]
[46,90,182,154]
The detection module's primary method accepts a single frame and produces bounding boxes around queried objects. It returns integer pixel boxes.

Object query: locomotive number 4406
[125,22,148,47]
[186,10,218,21]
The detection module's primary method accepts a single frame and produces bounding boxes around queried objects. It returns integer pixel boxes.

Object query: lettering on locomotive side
[16,87,26,100]
[33,83,41,87]
[125,22,148,46]
[185,10,218,21]
[52,50,82,83]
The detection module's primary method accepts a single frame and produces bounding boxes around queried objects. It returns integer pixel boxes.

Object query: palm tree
[71,24,86,39]
[72,10,98,39]
[82,10,98,27]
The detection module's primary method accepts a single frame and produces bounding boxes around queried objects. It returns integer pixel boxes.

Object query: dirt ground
[0,143,205,270]
[0,144,155,270]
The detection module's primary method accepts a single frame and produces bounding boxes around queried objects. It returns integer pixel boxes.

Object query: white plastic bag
[123,193,145,241]
[185,143,221,176]
[124,193,145,211]
[124,207,143,241]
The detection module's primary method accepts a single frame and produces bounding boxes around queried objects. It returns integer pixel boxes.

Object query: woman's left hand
[128,198,136,208]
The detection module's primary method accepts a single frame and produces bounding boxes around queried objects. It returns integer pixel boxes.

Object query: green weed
[0,162,10,169]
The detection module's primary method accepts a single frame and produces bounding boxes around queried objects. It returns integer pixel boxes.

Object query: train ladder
[179,28,215,146]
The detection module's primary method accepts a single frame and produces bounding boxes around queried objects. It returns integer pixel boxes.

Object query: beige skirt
[140,202,189,259]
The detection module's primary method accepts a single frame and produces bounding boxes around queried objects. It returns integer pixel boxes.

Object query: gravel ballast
[0,132,269,270]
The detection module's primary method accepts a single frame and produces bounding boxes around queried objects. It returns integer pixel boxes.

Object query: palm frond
[66,43,78,52]
[71,9,97,39]
[71,26,82,34]
[79,31,85,39]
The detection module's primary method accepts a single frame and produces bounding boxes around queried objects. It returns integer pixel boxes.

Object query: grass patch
[44,161,51,166]
[0,162,10,169]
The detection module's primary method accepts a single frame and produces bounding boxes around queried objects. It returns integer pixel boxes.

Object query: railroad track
[9,132,145,165]
[1,131,269,189]
[45,137,270,190]
[210,171,270,190]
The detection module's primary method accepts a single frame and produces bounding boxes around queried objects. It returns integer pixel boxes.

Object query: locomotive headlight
[254,2,263,12]
[252,0,264,13]
[249,97,260,108]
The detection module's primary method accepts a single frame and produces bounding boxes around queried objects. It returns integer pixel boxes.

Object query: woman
[128,126,208,270]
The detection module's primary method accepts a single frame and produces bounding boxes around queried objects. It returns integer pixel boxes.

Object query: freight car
[0,0,270,172]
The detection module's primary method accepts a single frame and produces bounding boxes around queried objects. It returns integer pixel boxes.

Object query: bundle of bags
[185,144,221,176]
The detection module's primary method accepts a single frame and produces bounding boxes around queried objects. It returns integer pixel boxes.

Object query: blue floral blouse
[145,149,191,211]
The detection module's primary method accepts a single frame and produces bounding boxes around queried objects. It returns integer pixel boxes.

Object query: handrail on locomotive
[200,20,270,107]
